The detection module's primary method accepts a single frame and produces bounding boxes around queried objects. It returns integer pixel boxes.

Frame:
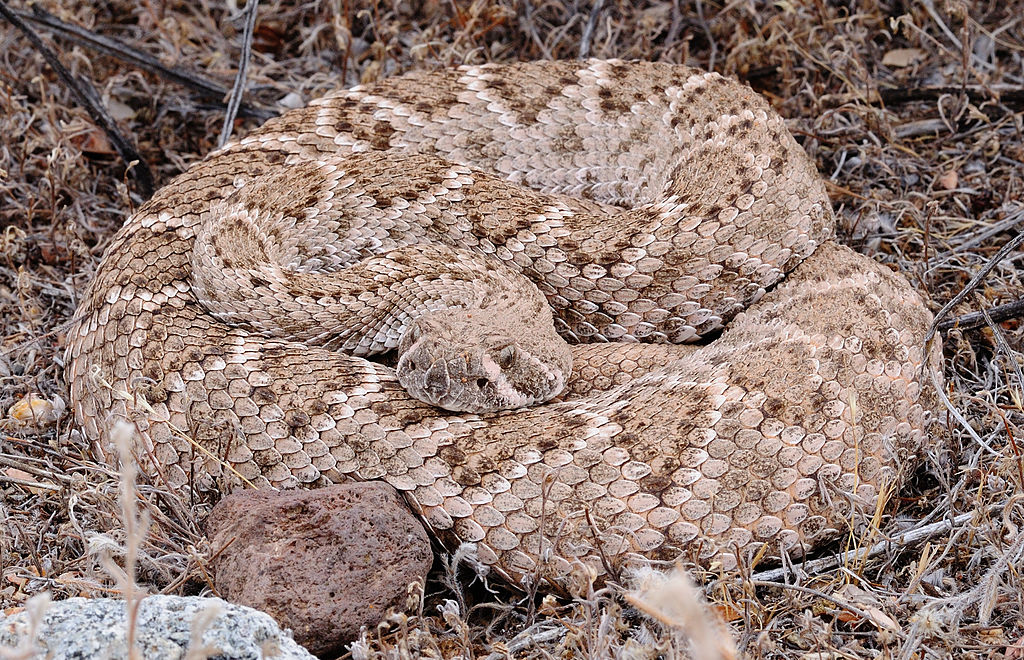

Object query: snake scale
[66,60,941,588]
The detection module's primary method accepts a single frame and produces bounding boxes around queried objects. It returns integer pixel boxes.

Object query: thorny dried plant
[1,0,1023,658]
[93,421,150,660]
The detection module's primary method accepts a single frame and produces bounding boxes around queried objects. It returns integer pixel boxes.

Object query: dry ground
[1,0,1023,658]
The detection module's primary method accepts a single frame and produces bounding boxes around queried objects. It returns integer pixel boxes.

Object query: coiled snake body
[67,60,941,587]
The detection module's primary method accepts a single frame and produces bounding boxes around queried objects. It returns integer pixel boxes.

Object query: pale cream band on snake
[66,60,942,588]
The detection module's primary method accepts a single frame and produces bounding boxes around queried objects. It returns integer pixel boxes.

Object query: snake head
[395,312,570,414]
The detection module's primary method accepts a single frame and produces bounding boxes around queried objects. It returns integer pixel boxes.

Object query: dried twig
[578,0,605,59]
[927,230,1024,343]
[0,474,60,492]
[218,0,261,147]
[930,209,1024,264]
[746,507,1002,584]
[986,309,1024,403]
[0,0,154,198]
[747,580,885,631]
[695,0,716,71]
[18,5,274,121]
[879,85,1024,107]
[938,297,1024,331]
[482,626,566,660]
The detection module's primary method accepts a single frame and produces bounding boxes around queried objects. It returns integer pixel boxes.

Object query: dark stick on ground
[939,297,1024,332]
[878,85,1024,107]
[19,5,275,121]
[0,0,155,199]
[926,230,1024,343]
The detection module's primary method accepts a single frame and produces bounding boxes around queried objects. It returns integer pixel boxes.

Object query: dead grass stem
[2,1,1023,657]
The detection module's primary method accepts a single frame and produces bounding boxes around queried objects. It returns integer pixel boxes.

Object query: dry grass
[1,0,1023,657]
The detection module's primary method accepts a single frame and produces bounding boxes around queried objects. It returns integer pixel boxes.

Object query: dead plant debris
[1,1,1023,658]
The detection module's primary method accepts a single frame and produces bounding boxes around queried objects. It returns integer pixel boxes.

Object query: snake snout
[422,361,451,399]
[396,325,528,413]
[395,329,463,410]
[394,305,569,413]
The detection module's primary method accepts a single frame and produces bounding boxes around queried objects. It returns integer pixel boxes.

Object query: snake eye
[476,378,489,389]
[496,345,517,369]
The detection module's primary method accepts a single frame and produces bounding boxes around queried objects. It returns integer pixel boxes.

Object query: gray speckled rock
[0,594,317,659]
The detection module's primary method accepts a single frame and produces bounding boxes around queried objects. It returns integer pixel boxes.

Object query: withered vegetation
[1,1,1023,658]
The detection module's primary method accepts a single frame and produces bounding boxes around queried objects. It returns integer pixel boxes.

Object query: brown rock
[206,482,432,656]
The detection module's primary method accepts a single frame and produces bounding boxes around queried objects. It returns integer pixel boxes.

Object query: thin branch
[878,85,1018,106]
[938,297,1024,331]
[663,0,684,57]
[218,0,261,147]
[578,0,605,59]
[0,474,61,492]
[747,580,884,631]
[930,208,1024,265]
[482,626,566,660]
[18,6,273,120]
[695,0,717,71]
[819,85,1024,111]
[926,229,1024,343]
[746,506,1001,583]
[0,0,154,198]
[518,1,553,60]
[986,308,1024,403]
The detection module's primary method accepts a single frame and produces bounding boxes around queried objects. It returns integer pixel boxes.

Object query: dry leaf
[882,48,926,67]
[937,170,958,190]
[5,566,40,588]
[253,22,287,54]
[3,467,57,494]
[70,127,116,157]
[713,601,745,622]
[106,98,136,121]
[1005,635,1024,659]
[8,394,64,428]
[39,242,69,265]
[4,467,32,481]
[833,584,902,634]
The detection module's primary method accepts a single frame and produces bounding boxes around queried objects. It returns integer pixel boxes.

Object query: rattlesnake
[66,60,941,588]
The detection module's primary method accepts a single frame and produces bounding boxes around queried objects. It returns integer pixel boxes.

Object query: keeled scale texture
[66,60,941,589]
